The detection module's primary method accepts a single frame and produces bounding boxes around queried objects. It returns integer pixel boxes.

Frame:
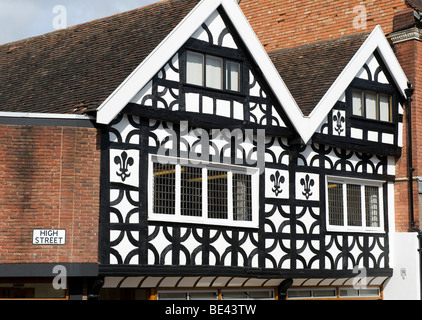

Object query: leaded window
[327,177,383,232]
[150,155,258,228]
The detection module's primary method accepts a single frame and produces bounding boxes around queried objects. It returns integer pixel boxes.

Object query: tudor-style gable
[313,51,404,156]
[268,25,408,145]
[306,26,408,144]
[121,6,292,138]
[97,0,409,147]
[96,0,301,137]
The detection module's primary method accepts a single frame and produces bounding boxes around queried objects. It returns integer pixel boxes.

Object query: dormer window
[352,89,392,122]
[186,50,240,92]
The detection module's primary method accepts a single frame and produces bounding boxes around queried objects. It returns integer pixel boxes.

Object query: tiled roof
[406,0,422,11]
[0,0,370,118]
[269,32,370,116]
[0,0,200,115]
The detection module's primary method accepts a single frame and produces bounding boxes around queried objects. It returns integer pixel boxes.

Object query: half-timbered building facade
[0,0,416,300]
[95,0,409,300]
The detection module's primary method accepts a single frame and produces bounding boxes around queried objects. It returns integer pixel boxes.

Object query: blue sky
[0,0,161,45]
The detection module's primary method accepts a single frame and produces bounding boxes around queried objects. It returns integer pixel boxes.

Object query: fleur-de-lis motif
[300,174,314,200]
[270,171,285,196]
[332,110,345,135]
[114,151,134,182]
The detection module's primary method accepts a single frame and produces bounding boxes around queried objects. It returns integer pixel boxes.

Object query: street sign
[32,229,66,245]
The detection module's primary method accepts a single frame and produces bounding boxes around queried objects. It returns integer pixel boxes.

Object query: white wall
[383,232,420,300]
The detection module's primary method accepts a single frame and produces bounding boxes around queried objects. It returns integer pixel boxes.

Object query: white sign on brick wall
[32,229,66,245]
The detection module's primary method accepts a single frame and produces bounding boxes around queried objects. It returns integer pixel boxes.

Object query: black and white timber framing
[98,6,406,283]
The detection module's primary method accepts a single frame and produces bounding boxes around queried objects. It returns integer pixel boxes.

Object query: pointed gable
[96,0,408,144]
[96,0,301,130]
[1,0,409,146]
[125,6,289,132]
[270,25,409,143]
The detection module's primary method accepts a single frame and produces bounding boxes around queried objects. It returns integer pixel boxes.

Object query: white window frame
[325,176,385,233]
[148,155,259,228]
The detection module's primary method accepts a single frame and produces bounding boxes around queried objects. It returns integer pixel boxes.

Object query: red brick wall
[0,125,100,263]
[393,38,422,231]
[393,39,413,232]
[240,0,409,51]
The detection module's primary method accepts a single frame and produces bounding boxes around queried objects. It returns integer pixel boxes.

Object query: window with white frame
[149,155,258,228]
[326,177,384,232]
